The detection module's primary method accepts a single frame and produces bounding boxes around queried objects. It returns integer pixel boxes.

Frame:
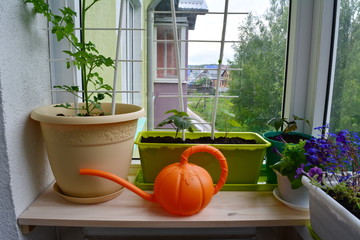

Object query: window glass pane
[329,0,360,132]
[156,25,179,78]
[228,0,289,132]
[153,0,290,132]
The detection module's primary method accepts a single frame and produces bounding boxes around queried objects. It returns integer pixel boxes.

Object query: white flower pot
[302,177,360,239]
[274,170,309,207]
[31,103,145,202]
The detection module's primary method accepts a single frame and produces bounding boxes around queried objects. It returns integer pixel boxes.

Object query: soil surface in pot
[267,133,310,144]
[141,136,257,144]
[328,190,360,219]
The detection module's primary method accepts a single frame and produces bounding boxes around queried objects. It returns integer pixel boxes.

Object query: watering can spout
[79,169,156,202]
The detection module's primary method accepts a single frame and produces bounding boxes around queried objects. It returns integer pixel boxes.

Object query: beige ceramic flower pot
[31,103,145,201]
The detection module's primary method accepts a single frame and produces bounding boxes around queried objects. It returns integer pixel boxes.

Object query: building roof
[188,65,229,81]
[178,0,208,12]
[154,0,208,29]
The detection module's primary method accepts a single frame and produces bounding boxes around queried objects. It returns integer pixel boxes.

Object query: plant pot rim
[302,176,360,224]
[135,131,271,147]
[263,131,312,144]
[31,102,145,125]
[263,131,312,137]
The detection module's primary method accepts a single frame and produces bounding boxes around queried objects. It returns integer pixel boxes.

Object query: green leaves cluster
[270,141,308,189]
[330,0,360,132]
[267,115,310,133]
[26,0,114,116]
[328,182,360,212]
[158,109,195,139]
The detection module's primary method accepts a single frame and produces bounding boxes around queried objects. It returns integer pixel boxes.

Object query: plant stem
[81,0,89,114]
[85,0,99,12]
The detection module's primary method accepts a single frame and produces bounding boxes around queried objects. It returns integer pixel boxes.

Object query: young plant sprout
[157,109,195,141]
[221,100,241,137]
[267,115,310,133]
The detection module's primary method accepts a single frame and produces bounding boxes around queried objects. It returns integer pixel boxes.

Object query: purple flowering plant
[297,126,360,213]
[270,140,309,189]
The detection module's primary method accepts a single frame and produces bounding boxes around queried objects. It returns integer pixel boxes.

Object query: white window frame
[285,0,337,135]
[146,0,340,133]
[119,0,143,106]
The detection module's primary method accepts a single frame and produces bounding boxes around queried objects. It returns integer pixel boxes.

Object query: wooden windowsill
[18,183,309,234]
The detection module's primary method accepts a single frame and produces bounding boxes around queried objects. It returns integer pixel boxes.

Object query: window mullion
[284,0,315,133]
[305,0,337,134]
[284,0,336,135]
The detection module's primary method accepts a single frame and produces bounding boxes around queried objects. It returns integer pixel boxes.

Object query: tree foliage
[330,0,360,132]
[228,0,289,133]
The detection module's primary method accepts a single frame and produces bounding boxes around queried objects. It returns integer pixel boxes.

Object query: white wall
[0,1,55,239]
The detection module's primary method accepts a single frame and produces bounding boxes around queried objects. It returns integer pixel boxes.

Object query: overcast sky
[188,0,270,65]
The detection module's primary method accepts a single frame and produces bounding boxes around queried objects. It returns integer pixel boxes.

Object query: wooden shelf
[18,183,309,234]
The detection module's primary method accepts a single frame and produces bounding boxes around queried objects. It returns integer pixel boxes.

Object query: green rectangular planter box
[134,131,271,184]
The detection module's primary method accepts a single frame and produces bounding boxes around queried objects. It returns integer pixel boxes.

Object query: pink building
[152,0,208,127]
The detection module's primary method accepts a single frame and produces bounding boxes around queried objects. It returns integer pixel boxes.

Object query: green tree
[228,0,289,133]
[330,0,360,131]
[195,76,210,86]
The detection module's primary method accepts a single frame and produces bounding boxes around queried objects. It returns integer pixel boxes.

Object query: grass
[188,94,243,132]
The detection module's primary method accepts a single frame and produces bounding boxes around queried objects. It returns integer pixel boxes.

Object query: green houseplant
[263,115,311,183]
[136,110,271,186]
[26,0,144,203]
[298,127,360,239]
[270,141,309,209]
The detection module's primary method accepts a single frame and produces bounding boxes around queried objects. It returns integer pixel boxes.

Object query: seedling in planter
[221,100,241,137]
[267,115,310,133]
[157,109,195,141]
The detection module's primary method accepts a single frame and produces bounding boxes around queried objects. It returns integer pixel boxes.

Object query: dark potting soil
[267,133,310,144]
[328,191,360,220]
[141,136,257,144]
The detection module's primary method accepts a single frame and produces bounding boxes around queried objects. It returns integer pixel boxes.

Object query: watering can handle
[180,145,228,195]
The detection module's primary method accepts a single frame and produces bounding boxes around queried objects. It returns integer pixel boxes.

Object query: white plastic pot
[275,170,309,207]
[302,177,360,239]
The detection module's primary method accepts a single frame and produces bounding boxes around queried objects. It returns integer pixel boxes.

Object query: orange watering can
[80,145,228,216]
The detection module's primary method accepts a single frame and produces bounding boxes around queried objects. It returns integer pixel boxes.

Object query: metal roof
[178,0,208,11]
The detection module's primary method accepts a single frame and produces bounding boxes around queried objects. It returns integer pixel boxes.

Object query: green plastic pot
[135,131,270,184]
[263,131,312,184]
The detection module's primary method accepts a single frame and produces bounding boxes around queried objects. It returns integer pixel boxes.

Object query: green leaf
[283,123,297,133]
[70,86,79,92]
[157,119,170,127]
[229,119,241,127]
[269,118,284,131]
[54,15,62,23]
[165,109,179,115]
[157,110,194,132]
[54,103,71,108]
[102,84,112,91]
[97,93,105,100]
